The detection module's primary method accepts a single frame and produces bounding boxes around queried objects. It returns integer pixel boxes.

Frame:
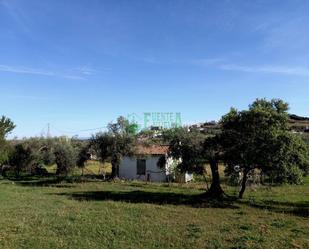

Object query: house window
[137,159,146,175]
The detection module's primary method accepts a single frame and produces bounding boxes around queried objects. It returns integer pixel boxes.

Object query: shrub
[268,164,304,185]
[54,142,77,175]
[286,165,304,184]
[9,144,33,177]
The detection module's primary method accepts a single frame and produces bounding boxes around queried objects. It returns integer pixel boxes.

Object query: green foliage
[162,127,224,196]
[108,116,138,136]
[76,147,91,176]
[9,144,33,176]
[220,98,309,198]
[162,127,206,174]
[20,137,57,166]
[9,137,90,176]
[221,99,289,172]
[0,116,15,165]
[301,133,309,146]
[0,139,11,165]
[283,165,304,184]
[265,133,309,183]
[40,146,56,166]
[54,142,77,175]
[70,138,91,174]
[17,138,89,173]
[0,116,15,139]
[91,116,136,178]
[91,133,135,178]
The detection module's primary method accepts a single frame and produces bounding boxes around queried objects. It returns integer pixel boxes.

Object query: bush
[268,164,304,185]
[54,142,77,175]
[9,144,33,177]
[284,165,304,184]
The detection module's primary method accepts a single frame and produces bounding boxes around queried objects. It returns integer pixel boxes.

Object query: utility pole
[47,123,51,138]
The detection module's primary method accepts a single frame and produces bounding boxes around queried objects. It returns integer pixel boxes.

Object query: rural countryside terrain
[1,1,309,248]
[1,99,309,249]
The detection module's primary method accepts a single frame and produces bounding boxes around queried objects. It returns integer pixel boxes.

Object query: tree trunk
[202,172,209,191]
[239,170,248,199]
[116,164,119,177]
[111,163,120,179]
[16,166,20,178]
[206,159,224,198]
[0,164,4,177]
[111,163,117,178]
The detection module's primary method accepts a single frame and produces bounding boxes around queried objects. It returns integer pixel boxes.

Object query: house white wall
[119,155,193,183]
[185,172,194,182]
[119,156,168,182]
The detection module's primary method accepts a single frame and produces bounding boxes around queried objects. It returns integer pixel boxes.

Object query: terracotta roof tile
[135,145,169,155]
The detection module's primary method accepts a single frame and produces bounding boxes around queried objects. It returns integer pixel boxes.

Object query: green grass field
[45,160,112,176]
[0,175,308,249]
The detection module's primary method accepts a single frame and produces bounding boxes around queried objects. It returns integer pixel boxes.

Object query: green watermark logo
[127,112,182,130]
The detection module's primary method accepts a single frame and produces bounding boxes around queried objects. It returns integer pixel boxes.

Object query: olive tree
[9,144,33,177]
[91,117,136,178]
[162,127,224,198]
[220,99,309,198]
[54,142,77,176]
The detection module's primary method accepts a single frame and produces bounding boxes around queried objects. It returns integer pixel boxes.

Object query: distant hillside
[289,114,309,132]
[289,114,309,121]
[189,114,309,134]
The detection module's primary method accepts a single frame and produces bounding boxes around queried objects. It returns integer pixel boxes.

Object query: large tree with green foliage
[91,117,136,178]
[54,142,77,176]
[162,127,224,197]
[220,99,309,198]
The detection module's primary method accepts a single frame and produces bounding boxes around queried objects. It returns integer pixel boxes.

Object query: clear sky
[1,0,309,138]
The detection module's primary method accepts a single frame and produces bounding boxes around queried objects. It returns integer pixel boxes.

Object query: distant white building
[119,145,193,183]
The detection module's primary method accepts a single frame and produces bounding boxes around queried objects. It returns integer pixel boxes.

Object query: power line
[50,124,108,135]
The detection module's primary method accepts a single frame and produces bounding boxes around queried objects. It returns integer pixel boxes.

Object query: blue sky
[1,0,309,138]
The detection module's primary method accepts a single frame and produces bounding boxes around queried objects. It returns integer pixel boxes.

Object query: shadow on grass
[55,190,238,209]
[239,199,309,218]
[3,176,307,216]
[55,189,308,216]
[3,174,105,188]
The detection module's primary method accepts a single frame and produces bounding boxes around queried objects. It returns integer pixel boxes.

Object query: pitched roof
[135,145,169,155]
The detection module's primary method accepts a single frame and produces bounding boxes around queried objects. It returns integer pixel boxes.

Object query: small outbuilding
[119,145,193,183]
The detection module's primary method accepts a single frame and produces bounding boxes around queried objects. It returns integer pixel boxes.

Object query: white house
[119,145,193,183]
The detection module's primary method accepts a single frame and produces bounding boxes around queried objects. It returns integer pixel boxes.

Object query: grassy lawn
[46,160,112,176]
[0,176,308,249]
